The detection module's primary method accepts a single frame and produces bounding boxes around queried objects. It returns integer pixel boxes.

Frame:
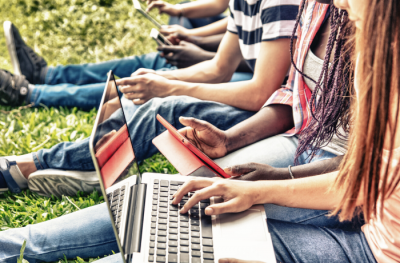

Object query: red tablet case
[152,115,230,178]
[95,124,135,189]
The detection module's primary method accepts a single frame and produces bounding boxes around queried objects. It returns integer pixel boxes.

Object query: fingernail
[205,207,213,215]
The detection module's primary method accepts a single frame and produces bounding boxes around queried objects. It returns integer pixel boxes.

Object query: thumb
[179,40,188,46]
[224,164,256,178]
[205,199,238,215]
[179,116,211,131]
[160,26,173,35]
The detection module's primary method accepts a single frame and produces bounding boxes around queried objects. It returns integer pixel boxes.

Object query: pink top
[362,147,400,262]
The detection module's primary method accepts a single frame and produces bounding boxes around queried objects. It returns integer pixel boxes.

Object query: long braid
[292,1,354,164]
[289,0,317,84]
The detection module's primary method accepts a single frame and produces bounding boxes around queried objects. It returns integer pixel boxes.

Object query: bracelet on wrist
[287,165,295,179]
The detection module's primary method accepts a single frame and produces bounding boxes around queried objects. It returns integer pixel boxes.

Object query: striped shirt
[227,0,299,71]
[264,1,329,135]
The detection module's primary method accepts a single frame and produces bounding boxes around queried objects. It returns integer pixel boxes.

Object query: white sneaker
[28,169,101,197]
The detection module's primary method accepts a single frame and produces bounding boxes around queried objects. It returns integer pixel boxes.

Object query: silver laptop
[89,71,276,263]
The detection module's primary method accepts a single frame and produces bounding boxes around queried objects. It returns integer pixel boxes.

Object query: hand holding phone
[150,28,172,46]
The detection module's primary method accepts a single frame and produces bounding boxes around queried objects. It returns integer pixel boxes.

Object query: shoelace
[25,46,46,66]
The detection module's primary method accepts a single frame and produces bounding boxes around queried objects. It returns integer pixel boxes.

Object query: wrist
[167,79,190,96]
[174,4,184,17]
[255,181,283,205]
[251,182,272,204]
[274,167,294,180]
[223,131,236,154]
[157,70,177,81]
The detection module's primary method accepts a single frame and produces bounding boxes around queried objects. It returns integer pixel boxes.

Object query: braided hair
[291,0,354,164]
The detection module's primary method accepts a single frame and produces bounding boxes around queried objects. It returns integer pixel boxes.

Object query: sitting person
[2,0,349,203]
[146,0,230,36]
[1,0,301,197]
[0,0,364,262]
[172,1,399,262]
[0,19,252,110]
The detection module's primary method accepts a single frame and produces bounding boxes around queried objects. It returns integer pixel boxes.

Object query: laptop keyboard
[149,179,215,263]
[107,185,126,235]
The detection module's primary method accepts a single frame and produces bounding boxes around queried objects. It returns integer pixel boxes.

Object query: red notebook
[152,114,230,178]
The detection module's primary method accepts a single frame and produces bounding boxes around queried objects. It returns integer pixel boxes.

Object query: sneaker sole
[28,169,101,198]
[3,21,21,76]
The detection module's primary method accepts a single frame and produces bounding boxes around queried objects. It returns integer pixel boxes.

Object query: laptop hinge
[130,183,147,253]
[124,184,138,255]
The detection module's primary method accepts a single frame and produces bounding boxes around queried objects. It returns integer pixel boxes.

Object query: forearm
[187,18,228,37]
[195,34,224,52]
[179,0,228,18]
[254,171,343,210]
[274,155,344,179]
[224,105,294,152]
[168,78,282,111]
[158,59,232,83]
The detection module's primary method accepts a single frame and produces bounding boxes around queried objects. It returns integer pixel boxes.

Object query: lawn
[0,0,179,261]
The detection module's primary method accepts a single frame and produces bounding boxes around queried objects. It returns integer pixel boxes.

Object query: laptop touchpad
[215,208,276,262]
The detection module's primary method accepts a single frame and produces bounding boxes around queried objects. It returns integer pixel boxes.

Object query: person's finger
[179,40,189,46]
[206,198,242,215]
[172,178,213,204]
[124,91,146,100]
[132,98,147,105]
[160,26,176,36]
[233,171,260,181]
[123,92,136,100]
[116,76,146,86]
[164,52,175,59]
[177,127,190,137]
[119,82,145,94]
[146,1,164,12]
[130,68,155,77]
[224,164,256,178]
[157,45,181,53]
[179,116,210,131]
[179,184,223,214]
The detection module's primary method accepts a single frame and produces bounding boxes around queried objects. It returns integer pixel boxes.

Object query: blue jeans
[32,96,257,170]
[169,12,226,29]
[0,203,119,263]
[1,136,376,262]
[30,54,253,110]
[30,53,173,111]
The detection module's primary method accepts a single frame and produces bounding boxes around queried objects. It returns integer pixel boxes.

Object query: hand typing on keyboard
[171,178,259,216]
[149,179,218,263]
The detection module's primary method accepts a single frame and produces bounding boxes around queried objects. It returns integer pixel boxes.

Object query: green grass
[0,0,179,261]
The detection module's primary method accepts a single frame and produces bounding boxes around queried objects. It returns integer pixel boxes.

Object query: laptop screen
[92,72,140,190]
